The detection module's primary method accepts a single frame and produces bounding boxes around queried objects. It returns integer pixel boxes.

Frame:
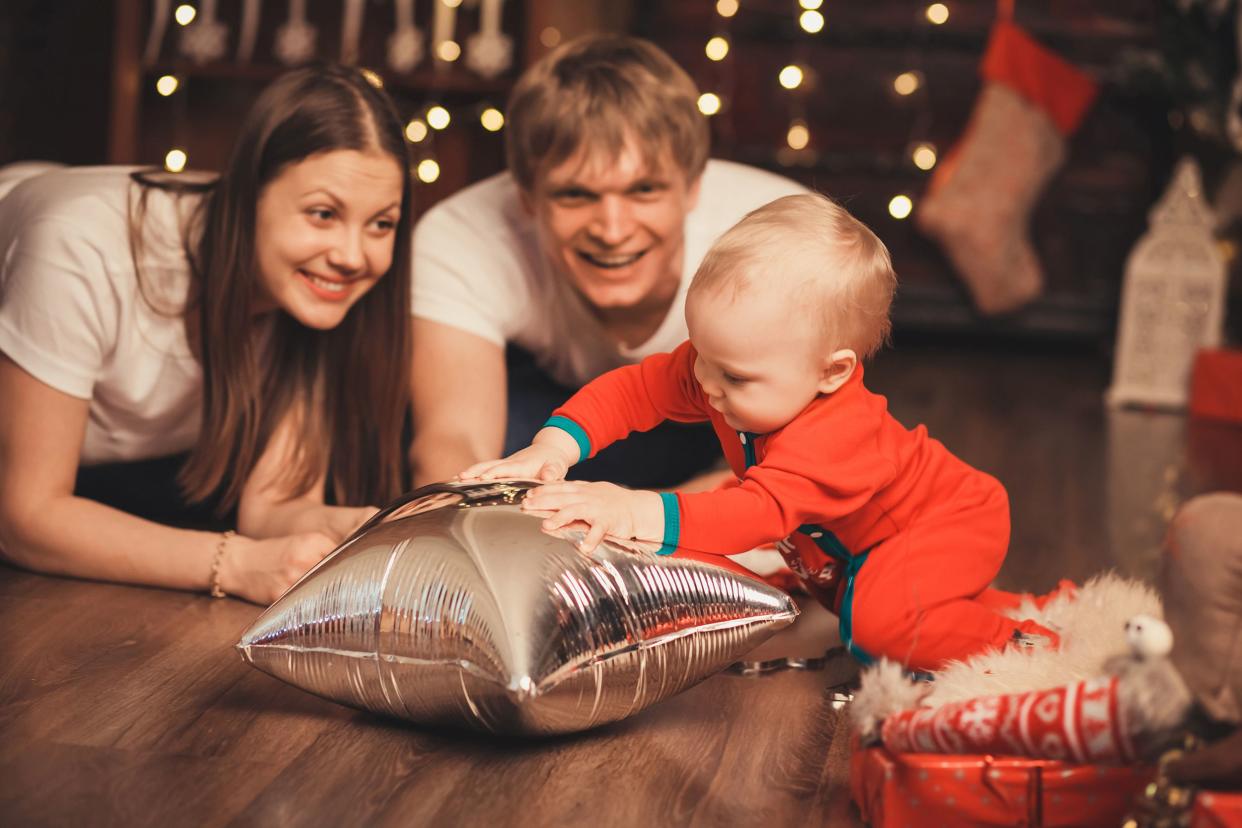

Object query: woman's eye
[308,207,335,222]
[373,217,397,233]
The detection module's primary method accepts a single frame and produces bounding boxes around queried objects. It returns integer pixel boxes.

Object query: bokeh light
[427,106,451,130]
[164,149,188,173]
[779,65,804,90]
[888,195,913,220]
[697,92,722,116]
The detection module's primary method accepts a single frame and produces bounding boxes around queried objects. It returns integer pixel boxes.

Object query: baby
[462,193,1059,672]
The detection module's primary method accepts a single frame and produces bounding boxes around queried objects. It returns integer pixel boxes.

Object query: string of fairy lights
[153,1,512,184]
[154,0,953,209]
[697,0,953,222]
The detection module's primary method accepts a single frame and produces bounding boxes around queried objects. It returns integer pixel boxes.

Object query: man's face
[524,137,701,313]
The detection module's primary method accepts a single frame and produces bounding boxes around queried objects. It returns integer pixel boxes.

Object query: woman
[0,64,412,604]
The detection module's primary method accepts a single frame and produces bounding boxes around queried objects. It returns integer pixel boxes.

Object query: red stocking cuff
[981,20,1099,136]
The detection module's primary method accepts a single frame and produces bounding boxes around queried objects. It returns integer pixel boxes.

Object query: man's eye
[554,189,594,204]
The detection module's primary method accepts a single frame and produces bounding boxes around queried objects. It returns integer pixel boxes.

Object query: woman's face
[253,148,403,329]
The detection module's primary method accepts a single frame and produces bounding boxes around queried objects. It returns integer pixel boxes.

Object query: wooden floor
[2,342,1239,827]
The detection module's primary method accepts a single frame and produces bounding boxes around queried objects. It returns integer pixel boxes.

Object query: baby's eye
[723,373,748,385]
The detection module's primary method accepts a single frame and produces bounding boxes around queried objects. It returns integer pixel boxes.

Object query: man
[409,34,805,487]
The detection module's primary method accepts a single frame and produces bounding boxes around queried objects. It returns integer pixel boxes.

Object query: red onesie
[548,340,1057,671]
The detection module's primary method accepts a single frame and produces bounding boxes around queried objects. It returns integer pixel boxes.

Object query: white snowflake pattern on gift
[958,696,1000,744]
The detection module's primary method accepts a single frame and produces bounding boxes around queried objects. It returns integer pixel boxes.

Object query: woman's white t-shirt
[0,166,204,465]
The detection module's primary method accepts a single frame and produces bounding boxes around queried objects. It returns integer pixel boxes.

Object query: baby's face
[686,288,829,434]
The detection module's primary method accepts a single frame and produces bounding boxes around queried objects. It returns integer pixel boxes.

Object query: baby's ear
[818,349,857,394]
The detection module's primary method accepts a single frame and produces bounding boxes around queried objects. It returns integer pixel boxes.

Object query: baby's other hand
[458,444,570,482]
[523,481,663,554]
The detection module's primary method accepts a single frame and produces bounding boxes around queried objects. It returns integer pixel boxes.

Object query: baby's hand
[459,445,570,482]
[458,426,581,483]
[523,481,664,553]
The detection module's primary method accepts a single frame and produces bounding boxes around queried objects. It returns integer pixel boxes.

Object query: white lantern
[1107,157,1227,410]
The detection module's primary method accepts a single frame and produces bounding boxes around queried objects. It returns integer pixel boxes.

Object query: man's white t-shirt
[411,159,807,387]
[0,166,204,465]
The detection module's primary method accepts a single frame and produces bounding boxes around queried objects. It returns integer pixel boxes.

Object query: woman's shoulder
[0,166,199,268]
[0,166,138,223]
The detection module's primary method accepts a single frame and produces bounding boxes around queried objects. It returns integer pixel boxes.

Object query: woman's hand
[522,481,664,553]
[219,531,339,605]
[458,427,581,483]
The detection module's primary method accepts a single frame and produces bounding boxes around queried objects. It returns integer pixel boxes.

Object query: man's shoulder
[690,159,807,231]
[414,170,526,240]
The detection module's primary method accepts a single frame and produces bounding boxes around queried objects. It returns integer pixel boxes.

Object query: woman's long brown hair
[133,65,412,512]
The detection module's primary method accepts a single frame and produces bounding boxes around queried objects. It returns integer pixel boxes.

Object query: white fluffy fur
[851,660,930,744]
[925,572,1162,707]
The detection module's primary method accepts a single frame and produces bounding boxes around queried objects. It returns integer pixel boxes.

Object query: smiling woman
[0,65,413,605]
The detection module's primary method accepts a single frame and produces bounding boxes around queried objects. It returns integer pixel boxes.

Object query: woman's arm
[0,356,336,604]
[236,405,378,542]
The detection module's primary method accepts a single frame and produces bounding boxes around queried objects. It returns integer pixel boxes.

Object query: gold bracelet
[209,530,235,599]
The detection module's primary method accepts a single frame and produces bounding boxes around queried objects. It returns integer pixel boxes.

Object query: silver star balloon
[237,481,798,735]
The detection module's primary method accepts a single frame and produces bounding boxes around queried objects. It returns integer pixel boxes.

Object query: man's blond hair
[689,193,897,359]
[505,34,709,192]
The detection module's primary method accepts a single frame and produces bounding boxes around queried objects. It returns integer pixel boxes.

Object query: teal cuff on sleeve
[657,492,680,556]
[543,415,591,463]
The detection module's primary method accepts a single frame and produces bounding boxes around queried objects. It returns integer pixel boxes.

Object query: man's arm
[408,318,507,486]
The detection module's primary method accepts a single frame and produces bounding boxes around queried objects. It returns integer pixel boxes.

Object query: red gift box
[1192,791,1242,828]
[1190,349,1242,425]
[851,742,1153,827]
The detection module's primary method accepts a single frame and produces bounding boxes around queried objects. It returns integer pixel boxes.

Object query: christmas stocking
[916,18,1098,315]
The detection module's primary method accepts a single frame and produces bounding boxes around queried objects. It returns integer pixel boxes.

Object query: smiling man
[408,34,804,487]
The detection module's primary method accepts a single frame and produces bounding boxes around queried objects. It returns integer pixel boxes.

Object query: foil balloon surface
[237,481,798,735]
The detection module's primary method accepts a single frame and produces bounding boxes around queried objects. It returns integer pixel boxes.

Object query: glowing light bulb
[778,65,804,90]
[405,119,428,143]
[705,36,729,62]
[174,4,196,26]
[893,71,921,96]
[480,107,504,132]
[912,143,937,171]
[926,3,950,25]
[786,121,810,151]
[164,148,188,173]
[799,0,823,8]
[540,27,561,48]
[359,68,383,88]
[888,195,913,220]
[799,10,824,33]
[155,75,179,96]
[427,106,451,130]
[716,0,739,17]
[437,40,461,62]
[697,93,722,116]
[417,159,441,183]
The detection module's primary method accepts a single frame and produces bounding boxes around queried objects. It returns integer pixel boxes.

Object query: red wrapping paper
[879,676,1135,764]
[1193,791,1242,828]
[851,743,1153,827]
